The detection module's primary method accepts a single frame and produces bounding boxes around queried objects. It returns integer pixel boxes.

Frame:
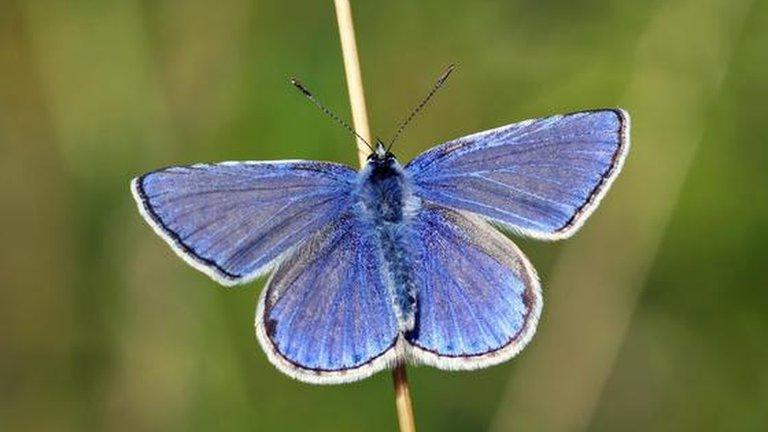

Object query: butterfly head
[368,138,396,164]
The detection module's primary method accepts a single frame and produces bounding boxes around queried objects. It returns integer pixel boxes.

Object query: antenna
[290,77,375,153]
[388,64,456,152]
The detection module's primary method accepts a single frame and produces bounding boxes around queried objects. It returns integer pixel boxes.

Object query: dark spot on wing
[522,288,534,310]
[266,318,279,337]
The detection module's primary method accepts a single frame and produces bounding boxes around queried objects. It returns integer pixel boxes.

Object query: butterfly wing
[405,205,542,369]
[255,214,400,384]
[405,109,630,240]
[131,161,357,286]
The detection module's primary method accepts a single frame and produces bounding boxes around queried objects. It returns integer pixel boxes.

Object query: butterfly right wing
[405,109,629,240]
[131,160,357,286]
[255,214,400,384]
[405,205,542,369]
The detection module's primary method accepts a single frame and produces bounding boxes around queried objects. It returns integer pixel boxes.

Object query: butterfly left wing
[405,205,542,369]
[405,109,630,240]
[131,161,356,286]
[255,214,400,384]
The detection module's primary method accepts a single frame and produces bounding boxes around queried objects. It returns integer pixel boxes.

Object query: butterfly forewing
[131,161,357,285]
[405,109,630,240]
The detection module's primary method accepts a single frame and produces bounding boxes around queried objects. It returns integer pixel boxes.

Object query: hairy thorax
[355,156,420,332]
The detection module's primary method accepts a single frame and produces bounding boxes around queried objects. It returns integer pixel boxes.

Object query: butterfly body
[355,152,420,331]
[131,109,630,384]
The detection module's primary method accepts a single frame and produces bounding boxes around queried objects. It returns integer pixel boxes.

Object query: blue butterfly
[131,70,630,384]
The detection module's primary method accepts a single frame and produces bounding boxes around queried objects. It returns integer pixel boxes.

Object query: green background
[2,0,766,430]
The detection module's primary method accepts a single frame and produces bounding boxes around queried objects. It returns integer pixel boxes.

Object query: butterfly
[130,67,630,384]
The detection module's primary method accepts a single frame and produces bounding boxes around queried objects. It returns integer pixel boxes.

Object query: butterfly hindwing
[131,161,356,285]
[255,214,400,384]
[405,205,542,369]
[405,109,630,239]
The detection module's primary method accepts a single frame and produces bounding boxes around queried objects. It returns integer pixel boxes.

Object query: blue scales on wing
[405,109,630,240]
[256,214,400,384]
[405,206,542,368]
[131,161,357,285]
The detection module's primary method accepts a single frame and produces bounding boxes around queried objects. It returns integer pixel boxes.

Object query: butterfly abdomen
[356,156,419,332]
[377,225,418,331]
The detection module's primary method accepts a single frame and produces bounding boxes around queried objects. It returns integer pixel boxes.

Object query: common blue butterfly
[131,69,630,384]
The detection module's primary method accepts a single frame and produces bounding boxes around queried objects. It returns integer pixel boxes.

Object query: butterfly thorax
[358,154,412,222]
[356,154,419,332]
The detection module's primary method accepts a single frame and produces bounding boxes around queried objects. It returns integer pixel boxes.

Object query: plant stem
[332,1,416,431]
[392,363,417,432]
[333,0,372,167]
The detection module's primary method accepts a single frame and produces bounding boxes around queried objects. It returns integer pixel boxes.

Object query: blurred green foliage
[1,0,766,431]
